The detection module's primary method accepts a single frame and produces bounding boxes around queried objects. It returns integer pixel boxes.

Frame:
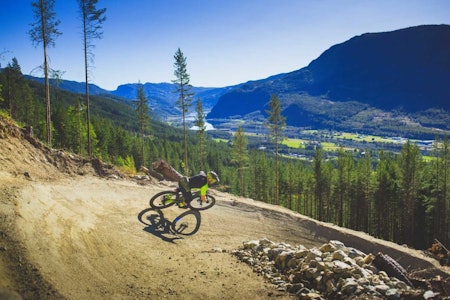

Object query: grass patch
[321,142,339,151]
[282,138,304,148]
[213,138,228,143]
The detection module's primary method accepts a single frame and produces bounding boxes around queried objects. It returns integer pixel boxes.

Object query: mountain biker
[178,171,219,208]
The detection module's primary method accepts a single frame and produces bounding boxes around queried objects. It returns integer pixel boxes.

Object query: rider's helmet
[207,171,219,184]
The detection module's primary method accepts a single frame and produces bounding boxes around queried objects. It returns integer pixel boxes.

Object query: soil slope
[0,117,448,299]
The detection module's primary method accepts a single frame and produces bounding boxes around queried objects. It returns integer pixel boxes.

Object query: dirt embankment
[0,117,449,299]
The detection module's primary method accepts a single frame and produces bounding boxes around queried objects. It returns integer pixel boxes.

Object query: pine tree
[18,82,34,125]
[66,103,87,153]
[0,80,3,106]
[313,147,325,220]
[172,48,193,175]
[374,150,399,241]
[352,151,373,232]
[231,126,249,196]
[430,136,450,246]
[441,137,450,247]
[135,82,150,167]
[303,170,315,217]
[194,98,206,171]
[284,159,298,210]
[78,0,106,156]
[29,0,61,145]
[265,94,286,205]
[398,141,423,246]
[4,58,22,118]
[50,69,65,108]
[334,148,353,227]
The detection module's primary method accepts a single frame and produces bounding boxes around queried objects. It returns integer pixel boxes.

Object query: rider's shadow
[137,207,201,243]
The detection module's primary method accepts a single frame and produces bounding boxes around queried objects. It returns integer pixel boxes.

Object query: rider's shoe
[164,194,174,204]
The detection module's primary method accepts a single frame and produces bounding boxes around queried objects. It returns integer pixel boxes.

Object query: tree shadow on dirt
[138,207,202,243]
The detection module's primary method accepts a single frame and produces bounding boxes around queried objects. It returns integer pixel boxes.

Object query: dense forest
[1,58,449,252]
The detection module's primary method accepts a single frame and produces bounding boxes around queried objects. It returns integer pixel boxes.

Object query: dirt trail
[1,174,324,299]
[0,117,448,299]
[2,174,449,300]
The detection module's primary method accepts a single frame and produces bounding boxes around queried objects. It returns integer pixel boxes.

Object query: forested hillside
[1,56,449,253]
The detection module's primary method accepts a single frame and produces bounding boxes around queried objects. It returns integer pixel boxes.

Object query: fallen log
[140,166,164,181]
[373,252,413,287]
[150,160,183,182]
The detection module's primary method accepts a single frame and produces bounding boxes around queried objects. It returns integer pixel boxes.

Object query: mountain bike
[149,188,216,211]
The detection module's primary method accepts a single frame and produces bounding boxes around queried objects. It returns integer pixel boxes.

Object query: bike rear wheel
[188,194,216,210]
[149,191,177,209]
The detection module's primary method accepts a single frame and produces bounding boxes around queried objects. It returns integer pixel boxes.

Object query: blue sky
[1,0,449,90]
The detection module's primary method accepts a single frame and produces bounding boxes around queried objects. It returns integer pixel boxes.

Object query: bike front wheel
[149,191,177,209]
[188,194,216,210]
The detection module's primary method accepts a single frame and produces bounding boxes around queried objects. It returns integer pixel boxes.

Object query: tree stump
[427,239,450,266]
[151,160,183,182]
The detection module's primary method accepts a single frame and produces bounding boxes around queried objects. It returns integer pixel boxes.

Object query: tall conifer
[194,98,206,171]
[172,48,193,175]
[265,94,286,205]
[232,126,249,196]
[29,0,61,145]
[78,0,106,156]
[135,82,150,166]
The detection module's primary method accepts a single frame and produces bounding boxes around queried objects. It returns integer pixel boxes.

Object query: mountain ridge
[299,24,450,110]
[24,75,235,116]
[208,24,450,135]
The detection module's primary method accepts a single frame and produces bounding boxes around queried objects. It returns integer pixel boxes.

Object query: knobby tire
[188,194,216,210]
[149,191,177,209]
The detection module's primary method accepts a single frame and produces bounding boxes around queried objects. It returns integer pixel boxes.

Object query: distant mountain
[25,75,233,117]
[110,82,235,115]
[208,25,450,133]
[24,75,111,96]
